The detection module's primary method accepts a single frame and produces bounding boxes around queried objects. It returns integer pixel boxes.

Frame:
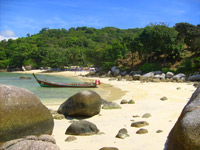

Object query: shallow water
[0,72,95,105]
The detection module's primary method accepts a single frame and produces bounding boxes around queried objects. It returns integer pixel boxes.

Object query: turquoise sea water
[0,72,94,105]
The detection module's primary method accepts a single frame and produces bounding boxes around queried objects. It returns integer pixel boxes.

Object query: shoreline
[12,70,126,103]
[11,70,196,150]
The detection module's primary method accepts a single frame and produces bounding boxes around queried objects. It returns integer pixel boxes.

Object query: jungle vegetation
[0,22,199,73]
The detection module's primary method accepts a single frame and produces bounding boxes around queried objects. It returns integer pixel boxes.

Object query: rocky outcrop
[188,74,200,81]
[141,72,154,80]
[86,67,200,82]
[0,135,60,150]
[165,84,200,150]
[65,120,99,136]
[172,73,186,81]
[154,73,165,80]
[58,90,102,117]
[0,84,54,143]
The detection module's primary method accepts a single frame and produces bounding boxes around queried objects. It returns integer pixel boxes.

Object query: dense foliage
[0,23,199,73]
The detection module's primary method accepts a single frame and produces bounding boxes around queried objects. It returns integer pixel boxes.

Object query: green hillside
[0,22,199,74]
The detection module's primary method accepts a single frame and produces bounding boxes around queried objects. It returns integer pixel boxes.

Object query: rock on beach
[165,84,200,149]
[131,121,149,128]
[115,128,129,139]
[0,84,54,142]
[65,120,99,136]
[0,135,60,150]
[58,90,102,117]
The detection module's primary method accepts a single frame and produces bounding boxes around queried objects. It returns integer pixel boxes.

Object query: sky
[0,0,200,40]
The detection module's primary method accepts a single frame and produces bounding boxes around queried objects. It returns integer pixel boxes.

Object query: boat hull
[33,73,97,88]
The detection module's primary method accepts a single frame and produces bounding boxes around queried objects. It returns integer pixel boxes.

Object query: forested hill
[0,22,199,73]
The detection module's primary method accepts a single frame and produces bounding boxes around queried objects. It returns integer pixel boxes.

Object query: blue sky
[0,0,200,40]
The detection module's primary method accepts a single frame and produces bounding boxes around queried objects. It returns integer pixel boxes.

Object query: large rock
[129,70,142,76]
[24,65,33,71]
[166,72,174,78]
[153,71,162,75]
[165,84,200,150]
[188,74,200,81]
[111,66,120,77]
[58,90,102,117]
[154,73,165,80]
[65,120,99,135]
[172,73,186,81]
[0,84,54,143]
[133,74,141,80]
[141,72,154,80]
[121,71,127,76]
[0,135,60,150]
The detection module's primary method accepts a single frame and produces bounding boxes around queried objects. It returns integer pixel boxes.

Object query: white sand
[13,70,196,150]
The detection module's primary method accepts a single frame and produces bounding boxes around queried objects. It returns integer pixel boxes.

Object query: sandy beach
[13,70,196,150]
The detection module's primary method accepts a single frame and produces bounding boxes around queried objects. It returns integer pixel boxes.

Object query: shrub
[161,68,175,73]
[139,63,161,73]
[102,62,116,71]
[177,58,193,74]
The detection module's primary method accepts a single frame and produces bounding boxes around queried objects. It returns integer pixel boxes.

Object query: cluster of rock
[56,80,200,149]
[0,84,59,149]
[3,81,200,150]
[120,99,135,104]
[86,66,200,83]
[58,90,155,148]
[57,90,102,137]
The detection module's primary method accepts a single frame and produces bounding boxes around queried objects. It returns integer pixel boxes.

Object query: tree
[175,22,200,53]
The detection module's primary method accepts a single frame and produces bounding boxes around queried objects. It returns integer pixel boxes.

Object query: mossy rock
[0,84,54,143]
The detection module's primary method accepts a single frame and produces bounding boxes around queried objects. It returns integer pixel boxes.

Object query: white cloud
[0,30,18,41]
[1,30,15,37]
[0,35,18,41]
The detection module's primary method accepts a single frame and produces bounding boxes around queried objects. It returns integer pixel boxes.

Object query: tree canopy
[0,23,199,73]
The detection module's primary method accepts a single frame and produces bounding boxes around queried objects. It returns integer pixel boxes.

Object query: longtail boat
[33,73,98,88]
